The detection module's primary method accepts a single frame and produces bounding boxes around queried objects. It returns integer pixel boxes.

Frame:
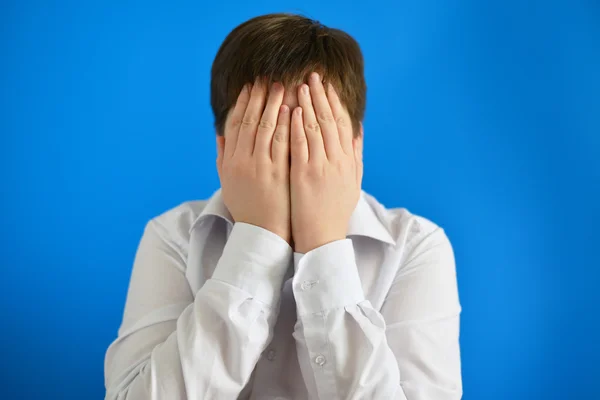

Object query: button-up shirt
[104,189,462,399]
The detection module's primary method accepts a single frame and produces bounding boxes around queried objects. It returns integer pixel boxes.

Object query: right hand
[216,78,292,244]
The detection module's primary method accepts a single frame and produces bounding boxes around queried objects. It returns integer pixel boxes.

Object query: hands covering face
[217,73,363,252]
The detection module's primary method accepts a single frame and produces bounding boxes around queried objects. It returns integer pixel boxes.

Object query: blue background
[1,1,598,399]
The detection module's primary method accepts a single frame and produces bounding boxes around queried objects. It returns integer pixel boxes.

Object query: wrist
[257,226,292,246]
[234,219,291,246]
[271,229,292,245]
[293,233,346,253]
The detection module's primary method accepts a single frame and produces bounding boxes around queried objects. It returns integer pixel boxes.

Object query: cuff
[292,239,365,316]
[211,222,292,307]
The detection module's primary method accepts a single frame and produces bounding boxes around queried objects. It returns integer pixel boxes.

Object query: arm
[289,73,461,398]
[104,220,291,399]
[380,226,462,398]
[291,227,462,399]
[105,77,293,399]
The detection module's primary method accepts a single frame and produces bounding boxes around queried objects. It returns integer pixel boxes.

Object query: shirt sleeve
[104,220,292,400]
[291,228,462,399]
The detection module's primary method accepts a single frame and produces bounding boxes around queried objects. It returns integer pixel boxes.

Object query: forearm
[106,288,273,399]
[292,240,406,399]
[105,222,292,399]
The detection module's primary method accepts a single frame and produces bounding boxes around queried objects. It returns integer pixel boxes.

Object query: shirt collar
[189,189,395,246]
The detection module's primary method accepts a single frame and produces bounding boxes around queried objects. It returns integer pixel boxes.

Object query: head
[210,13,366,142]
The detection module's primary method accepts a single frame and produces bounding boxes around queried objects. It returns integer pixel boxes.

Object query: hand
[290,72,364,253]
[216,78,292,244]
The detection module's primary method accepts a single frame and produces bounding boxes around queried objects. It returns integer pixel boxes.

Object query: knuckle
[229,118,242,129]
[334,159,347,172]
[273,130,287,144]
[335,116,347,127]
[305,122,321,133]
[241,116,257,127]
[258,119,275,130]
[317,111,334,123]
[306,162,323,176]
[335,156,348,167]
[305,168,322,181]
[291,133,307,145]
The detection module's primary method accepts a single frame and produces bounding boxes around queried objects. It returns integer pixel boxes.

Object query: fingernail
[296,107,303,116]
[280,105,289,114]
[311,72,320,82]
[302,84,309,95]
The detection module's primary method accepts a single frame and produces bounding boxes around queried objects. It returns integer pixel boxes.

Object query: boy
[104,13,462,399]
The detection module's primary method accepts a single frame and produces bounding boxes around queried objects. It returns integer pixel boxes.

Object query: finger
[272,104,291,165]
[308,72,340,159]
[326,83,353,155]
[237,77,267,155]
[255,82,285,158]
[224,83,251,158]
[353,137,364,186]
[297,83,325,161]
[290,106,309,164]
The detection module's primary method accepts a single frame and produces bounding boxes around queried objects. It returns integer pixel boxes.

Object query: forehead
[281,85,300,110]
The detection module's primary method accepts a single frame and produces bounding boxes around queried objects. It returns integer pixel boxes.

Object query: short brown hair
[210,13,366,137]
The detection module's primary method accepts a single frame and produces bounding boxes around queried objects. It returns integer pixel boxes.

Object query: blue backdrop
[1,1,599,399]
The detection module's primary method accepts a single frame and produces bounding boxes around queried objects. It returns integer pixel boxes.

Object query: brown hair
[210,13,366,137]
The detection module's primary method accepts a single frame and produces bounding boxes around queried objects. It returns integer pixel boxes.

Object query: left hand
[290,72,363,253]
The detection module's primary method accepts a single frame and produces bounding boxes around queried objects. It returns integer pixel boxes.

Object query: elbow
[104,361,150,400]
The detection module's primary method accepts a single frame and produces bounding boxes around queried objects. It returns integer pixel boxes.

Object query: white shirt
[104,189,462,399]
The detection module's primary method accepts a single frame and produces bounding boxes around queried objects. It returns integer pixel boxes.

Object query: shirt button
[301,280,318,290]
[314,354,326,366]
[266,349,277,361]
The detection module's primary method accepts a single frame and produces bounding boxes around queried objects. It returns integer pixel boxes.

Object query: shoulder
[151,200,209,232]
[141,199,210,257]
[363,191,452,252]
